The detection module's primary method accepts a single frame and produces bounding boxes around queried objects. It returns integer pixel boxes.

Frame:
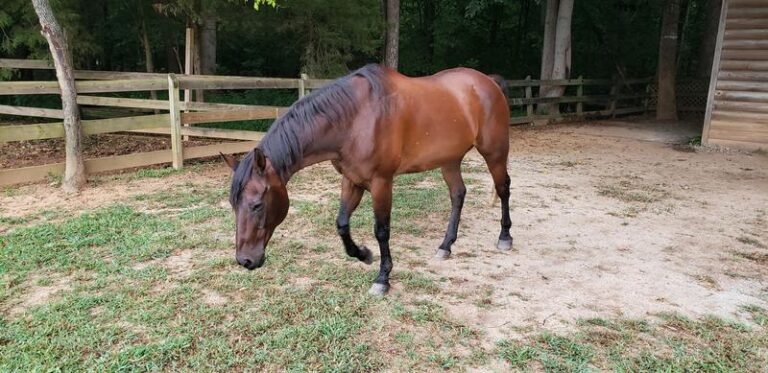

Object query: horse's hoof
[368,283,389,297]
[497,238,513,251]
[360,246,374,265]
[435,249,451,260]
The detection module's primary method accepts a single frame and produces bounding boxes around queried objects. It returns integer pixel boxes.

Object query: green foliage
[3,0,716,82]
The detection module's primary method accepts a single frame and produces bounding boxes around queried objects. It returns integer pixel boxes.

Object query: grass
[737,235,767,249]
[0,175,482,371]
[127,167,182,180]
[497,314,768,371]
[3,187,20,197]
[597,179,670,204]
[733,251,768,265]
[3,163,767,371]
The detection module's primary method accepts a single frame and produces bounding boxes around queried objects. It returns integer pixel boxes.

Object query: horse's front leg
[337,177,373,264]
[368,177,394,296]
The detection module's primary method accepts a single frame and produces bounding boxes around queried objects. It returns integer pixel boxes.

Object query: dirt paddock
[1,119,767,369]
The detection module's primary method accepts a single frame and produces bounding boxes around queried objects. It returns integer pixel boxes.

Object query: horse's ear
[220,152,239,171]
[253,148,267,175]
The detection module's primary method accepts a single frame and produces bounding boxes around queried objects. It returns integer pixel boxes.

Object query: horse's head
[221,149,289,270]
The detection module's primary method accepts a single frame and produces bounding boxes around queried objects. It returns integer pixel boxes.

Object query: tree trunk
[31,0,86,193]
[538,0,558,114]
[698,0,722,78]
[139,15,157,102]
[384,0,400,70]
[200,12,217,75]
[544,0,574,114]
[676,0,691,72]
[657,0,681,121]
[514,0,531,63]
[193,23,203,101]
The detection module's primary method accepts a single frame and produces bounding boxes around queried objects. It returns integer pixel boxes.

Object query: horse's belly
[397,129,474,174]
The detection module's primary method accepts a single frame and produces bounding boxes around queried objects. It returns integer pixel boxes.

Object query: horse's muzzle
[237,254,265,270]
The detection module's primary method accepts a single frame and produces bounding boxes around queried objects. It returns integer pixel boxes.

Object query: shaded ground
[1,121,766,371]
[0,133,220,169]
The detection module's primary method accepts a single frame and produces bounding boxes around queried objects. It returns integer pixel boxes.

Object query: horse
[221,64,512,296]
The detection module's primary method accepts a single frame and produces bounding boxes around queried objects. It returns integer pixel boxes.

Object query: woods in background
[2,0,720,80]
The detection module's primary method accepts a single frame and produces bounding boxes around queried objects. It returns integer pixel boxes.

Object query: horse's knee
[495,175,510,198]
[453,185,467,202]
[374,221,390,242]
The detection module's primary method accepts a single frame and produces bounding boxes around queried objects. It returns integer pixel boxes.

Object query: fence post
[576,75,584,118]
[298,73,308,99]
[609,78,619,118]
[168,74,183,169]
[524,75,533,119]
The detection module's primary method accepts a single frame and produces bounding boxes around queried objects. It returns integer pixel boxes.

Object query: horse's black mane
[230,64,389,206]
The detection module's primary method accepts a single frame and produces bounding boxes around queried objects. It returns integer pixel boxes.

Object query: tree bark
[538,0,558,114]
[193,23,203,101]
[698,0,722,78]
[514,0,531,63]
[657,0,681,121]
[545,0,574,113]
[139,14,158,103]
[384,0,400,70]
[31,0,86,193]
[200,12,217,75]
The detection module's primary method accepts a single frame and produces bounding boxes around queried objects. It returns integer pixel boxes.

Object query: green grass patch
[497,314,768,372]
[128,167,182,180]
[0,205,177,278]
[597,180,670,204]
[133,186,228,210]
[737,235,766,249]
[0,194,482,371]
[742,305,768,327]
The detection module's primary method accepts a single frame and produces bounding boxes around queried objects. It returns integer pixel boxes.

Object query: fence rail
[0,58,661,186]
[505,75,653,124]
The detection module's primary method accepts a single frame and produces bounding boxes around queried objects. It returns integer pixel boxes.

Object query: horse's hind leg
[337,177,373,264]
[479,150,513,250]
[435,161,466,260]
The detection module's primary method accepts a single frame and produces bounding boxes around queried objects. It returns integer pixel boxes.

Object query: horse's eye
[251,202,263,212]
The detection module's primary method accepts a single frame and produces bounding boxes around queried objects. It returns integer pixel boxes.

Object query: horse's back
[383,68,509,174]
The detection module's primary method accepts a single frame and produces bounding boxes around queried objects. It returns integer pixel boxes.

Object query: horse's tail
[488,74,509,99]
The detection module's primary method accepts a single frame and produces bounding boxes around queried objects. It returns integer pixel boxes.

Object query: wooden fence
[1,58,655,186]
[505,75,653,124]
[0,59,334,186]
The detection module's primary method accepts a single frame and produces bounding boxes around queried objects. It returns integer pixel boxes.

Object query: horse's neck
[284,122,344,180]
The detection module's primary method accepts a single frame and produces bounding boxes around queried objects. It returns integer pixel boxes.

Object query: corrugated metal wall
[703,0,768,150]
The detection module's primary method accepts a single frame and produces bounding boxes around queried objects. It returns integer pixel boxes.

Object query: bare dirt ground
[2,120,767,345]
[0,133,220,169]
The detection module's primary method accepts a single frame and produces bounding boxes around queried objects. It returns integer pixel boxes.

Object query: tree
[538,0,573,116]
[539,0,558,104]
[657,0,681,121]
[383,0,400,69]
[31,0,86,193]
[698,0,721,78]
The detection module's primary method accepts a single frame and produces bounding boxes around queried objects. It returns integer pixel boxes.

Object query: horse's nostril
[242,259,253,268]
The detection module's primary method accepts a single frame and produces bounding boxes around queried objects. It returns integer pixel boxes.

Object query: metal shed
[702,0,768,150]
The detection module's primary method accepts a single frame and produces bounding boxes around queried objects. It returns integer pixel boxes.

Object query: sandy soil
[3,120,767,342]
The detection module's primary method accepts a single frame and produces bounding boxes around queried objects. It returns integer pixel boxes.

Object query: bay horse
[221,64,512,296]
